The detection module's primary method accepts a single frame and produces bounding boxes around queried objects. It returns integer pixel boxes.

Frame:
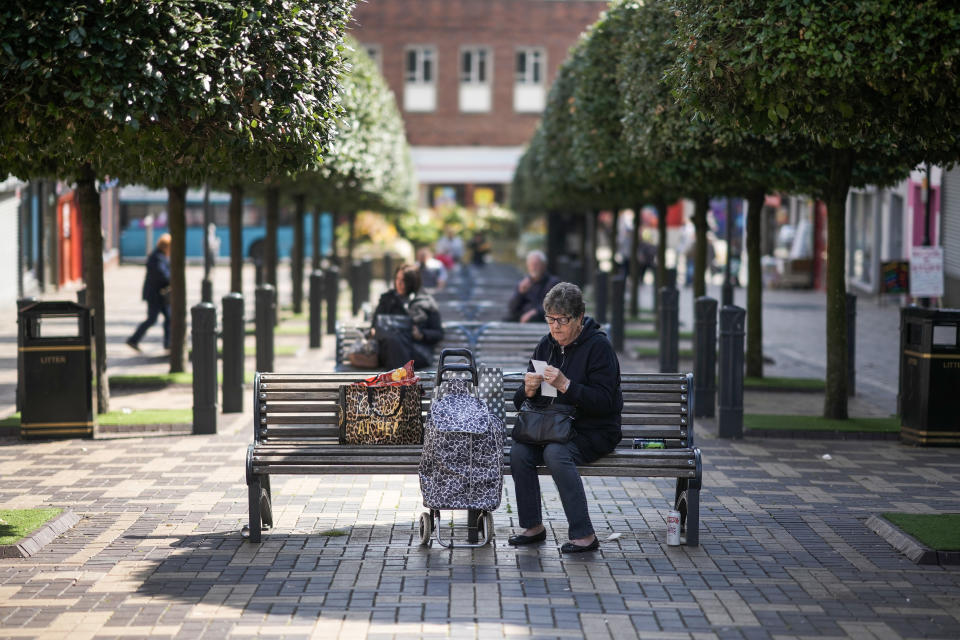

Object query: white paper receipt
[531,359,557,397]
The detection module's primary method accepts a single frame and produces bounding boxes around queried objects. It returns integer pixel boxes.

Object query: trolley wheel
[418,512,433,546]
[478,511,495,543]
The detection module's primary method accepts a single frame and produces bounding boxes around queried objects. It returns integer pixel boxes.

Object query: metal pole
[325,265,340,335]
[202,184,213,303]
[255,284,276,373]
[722,198,734,308]
[221,293,244,413]
[351,260,363,316]
[694,296,718,418]
[191,302,219,434]
[594,271,609,325]
[846,293,856,397]
[718,305,745,438]
[658,287,679,373]
[610,274,626,353]
[310,270,324,349]
[665,267,677,291]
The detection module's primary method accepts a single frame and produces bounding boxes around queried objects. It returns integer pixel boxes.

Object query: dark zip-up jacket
[512,316,623,462]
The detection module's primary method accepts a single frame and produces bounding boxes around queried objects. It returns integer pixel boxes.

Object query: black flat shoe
[508,530,547,546]
[560,538,600,554]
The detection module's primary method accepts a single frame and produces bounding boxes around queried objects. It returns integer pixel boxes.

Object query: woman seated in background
[372,264,444,369]
[508,282,623,553]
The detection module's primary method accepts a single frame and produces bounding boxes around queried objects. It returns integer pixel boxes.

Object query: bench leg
[247,477,262,543]
[261,475,274,529]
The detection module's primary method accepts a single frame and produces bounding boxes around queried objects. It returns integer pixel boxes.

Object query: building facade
[349,0,608,209]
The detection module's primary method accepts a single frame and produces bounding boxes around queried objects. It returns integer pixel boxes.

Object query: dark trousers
[377,331,432,370]
[510,440,594,540]
[130,296,170,348]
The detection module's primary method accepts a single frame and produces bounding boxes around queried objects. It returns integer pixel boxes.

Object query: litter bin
[18,301,96,438]
[899,307,960,445]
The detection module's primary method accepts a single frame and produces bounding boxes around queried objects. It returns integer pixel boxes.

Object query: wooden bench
[473,322,612,371]
[246,370,702,545]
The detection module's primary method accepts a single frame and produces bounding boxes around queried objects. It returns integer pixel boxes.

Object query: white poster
[910,246,944,298]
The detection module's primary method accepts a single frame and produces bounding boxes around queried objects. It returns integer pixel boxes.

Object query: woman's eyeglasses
[545,315,572,326]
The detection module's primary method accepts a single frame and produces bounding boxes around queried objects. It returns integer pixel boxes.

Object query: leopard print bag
[338,382,424,445]
[419,378,505,510]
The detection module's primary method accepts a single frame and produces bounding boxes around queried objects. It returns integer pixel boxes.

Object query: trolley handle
[435,348,478,386]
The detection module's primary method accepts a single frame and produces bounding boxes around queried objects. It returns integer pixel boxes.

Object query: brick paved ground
[1,264,957,639]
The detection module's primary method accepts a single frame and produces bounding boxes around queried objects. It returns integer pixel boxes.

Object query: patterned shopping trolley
[417,349,505,547]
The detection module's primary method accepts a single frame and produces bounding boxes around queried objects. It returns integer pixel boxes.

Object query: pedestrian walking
[127,233,171,351]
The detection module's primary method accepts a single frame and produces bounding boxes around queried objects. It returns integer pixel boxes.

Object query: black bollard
[76,288,87,306]
[383,254,394,284]
[611,274,626,352]
[255,284,276,374]
[310,270,324,349]
[191,302,219,434]
[594,271,609,325]
[221,293,244,413]
[694,297,718,418]
[658,287,679,373]
[325,265,340,335]
[718,305,745,439]
[847,293,856,397]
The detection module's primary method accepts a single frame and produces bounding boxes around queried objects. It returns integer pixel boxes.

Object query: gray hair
[543,282,585,319]
[527,250,547,265]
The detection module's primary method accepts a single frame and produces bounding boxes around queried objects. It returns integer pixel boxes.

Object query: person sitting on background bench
[371,264,444,369]
[505,250,561,323]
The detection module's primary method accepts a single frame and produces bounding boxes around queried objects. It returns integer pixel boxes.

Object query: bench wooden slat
[252,464,697,478]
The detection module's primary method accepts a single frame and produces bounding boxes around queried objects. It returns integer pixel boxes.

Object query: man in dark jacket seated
[505,250,561,323]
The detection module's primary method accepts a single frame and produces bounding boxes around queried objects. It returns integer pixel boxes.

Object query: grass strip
[0,409,192,428]
[626,329,693,340]
[745,376,826,391]
[635,347,694,359]
[110,371,255,386]
[0,508,63,546]
[882,513,960,551]
[744,414,899,433]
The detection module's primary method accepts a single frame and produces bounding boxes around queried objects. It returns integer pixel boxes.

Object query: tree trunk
[822,150,854,419]
[629,205,641,317]
[609,208,620,271]
[76,164,109,413]
[167,183,187,373]
[580,213,592,286]
[229,184,243,295]
[264,186,279,288]
[693,194,709,300]
[292,193,305,314]
[745,189,766,378]
[655,197,668,291]
[312,210,321,271]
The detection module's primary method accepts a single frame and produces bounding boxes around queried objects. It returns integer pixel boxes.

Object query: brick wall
[350,0,608,147]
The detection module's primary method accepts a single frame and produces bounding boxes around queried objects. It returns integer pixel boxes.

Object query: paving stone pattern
[1,419,959,639]
[2,264,957,638]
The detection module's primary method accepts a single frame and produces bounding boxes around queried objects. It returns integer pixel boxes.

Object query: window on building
[363,44,382,72]
[404,46,436,112]
[459,46,492,112]
[515,48,544,85]
[514,47,546,112]
[461,47,489,84]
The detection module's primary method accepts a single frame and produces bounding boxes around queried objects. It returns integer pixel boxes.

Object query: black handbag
[512,399,576,445]
[375,314,413,337]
